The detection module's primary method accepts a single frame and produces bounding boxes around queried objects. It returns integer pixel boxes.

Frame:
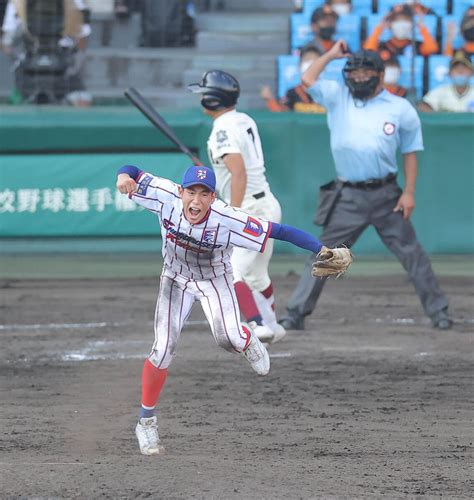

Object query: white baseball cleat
[242,323,270,376]
[249,321,275,344]
[135,416,165,455]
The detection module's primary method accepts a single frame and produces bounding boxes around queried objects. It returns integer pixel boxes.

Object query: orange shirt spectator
[262,84,325,113]
[364,4,438,58]
[444,7,474,57]
[383,56,407,97]
[261,47,325,113]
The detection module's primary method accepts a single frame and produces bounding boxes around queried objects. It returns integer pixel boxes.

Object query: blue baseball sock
[140,406,155,419]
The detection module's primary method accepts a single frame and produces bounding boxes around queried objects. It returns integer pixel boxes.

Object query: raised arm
[302,39,348,88]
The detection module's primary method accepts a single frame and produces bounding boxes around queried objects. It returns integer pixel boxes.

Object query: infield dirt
[1,272,473,498]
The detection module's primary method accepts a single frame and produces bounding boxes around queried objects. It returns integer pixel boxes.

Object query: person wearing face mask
[383,55,407,96]
[326,0,352,17]
[278,41,453,332]
[364,4,438,58]
[303,5,339,54]
[261,47,326,113]
[444,7,474,57]
[419,51,474,111]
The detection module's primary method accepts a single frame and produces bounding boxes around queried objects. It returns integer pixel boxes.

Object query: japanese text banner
[0,153,189,237]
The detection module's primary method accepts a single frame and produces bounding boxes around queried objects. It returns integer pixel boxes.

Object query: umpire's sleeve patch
[243,216,263,237]
[136,175,152,196]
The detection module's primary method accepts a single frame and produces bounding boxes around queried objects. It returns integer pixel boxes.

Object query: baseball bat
[124,87,203,165]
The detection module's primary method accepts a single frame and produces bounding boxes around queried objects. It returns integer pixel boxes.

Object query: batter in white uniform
[189,70,285,344]
[116,164,329,455]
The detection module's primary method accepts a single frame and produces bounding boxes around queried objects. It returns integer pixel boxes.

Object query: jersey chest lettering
[163,218,222,252]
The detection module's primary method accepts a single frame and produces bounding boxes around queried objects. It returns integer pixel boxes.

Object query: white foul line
[0,320,208,331]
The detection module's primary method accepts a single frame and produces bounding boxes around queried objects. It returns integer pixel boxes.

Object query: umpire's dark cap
[344,50,385,73]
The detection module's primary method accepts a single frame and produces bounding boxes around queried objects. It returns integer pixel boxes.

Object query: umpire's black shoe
[431,309,453,330]
[278,315,305,331]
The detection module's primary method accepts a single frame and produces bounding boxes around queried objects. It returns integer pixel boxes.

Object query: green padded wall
[0,107,472,253]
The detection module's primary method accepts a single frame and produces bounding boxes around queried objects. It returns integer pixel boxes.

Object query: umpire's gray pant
[286,182,448,320]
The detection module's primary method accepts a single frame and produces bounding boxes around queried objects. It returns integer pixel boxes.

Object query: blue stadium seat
[377,0,447,16]
[452,0,473,16]
[278,55,301,97]
[396,55,424,98]
[290,12,362,51]
[277,55,345,98]
[365,14,437,43]
[441,15,465,50]
[428,55,452,89]
[303,0,373,16]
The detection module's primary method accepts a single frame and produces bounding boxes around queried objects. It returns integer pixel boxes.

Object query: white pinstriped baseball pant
[231,190,282,291]
[148,267,249,369]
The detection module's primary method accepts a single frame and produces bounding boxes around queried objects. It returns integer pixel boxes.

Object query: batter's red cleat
[242,323,270,376]
[135,416,165,455]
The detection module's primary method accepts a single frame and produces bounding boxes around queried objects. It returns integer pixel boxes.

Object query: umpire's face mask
[344,69,381,100]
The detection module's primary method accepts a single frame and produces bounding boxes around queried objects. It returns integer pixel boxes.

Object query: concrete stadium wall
[0,107,473,254]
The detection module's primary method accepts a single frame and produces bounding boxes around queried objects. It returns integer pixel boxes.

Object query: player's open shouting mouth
[179,184,216,225]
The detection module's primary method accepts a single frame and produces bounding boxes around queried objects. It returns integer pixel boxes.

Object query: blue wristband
[117,164,141,180]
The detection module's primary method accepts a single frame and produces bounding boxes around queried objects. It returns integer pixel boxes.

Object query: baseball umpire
[279,41,453,331]
[188,70,286,344]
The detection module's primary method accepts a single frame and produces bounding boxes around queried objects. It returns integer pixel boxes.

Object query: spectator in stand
[364,4,438,58]
[383,55,407,96]
[261,47,325,113]
[419,51,474,111]
[325,0,352,17]
[444,6,474,57]
[303,5,339,54]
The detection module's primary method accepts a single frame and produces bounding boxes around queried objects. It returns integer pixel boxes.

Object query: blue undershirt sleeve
[269,222,323,254]
[117,164,142,180]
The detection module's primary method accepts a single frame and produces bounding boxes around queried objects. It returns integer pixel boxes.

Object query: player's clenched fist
[327,39,349,59]
[116,173,138,194]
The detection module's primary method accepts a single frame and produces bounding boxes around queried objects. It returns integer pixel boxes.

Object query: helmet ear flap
[200,89,236,111]
[201,93,224,111]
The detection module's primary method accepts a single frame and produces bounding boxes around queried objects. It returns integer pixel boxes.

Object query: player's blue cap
[182,165,216,192]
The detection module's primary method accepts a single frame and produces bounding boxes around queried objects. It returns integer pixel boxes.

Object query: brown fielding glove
[312,246,353,278]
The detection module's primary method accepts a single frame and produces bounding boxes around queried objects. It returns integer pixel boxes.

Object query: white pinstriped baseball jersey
[131,172,271,280]
[207,110,270,205]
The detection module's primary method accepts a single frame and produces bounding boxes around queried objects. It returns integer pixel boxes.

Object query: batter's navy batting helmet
[343,50,384,100]
[188,70,240,111]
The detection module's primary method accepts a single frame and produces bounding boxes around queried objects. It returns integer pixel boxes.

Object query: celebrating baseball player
[116,163,351,455]
[188,70,285,345]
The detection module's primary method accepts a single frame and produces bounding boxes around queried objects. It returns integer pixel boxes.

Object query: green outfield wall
[0,107,473,254]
